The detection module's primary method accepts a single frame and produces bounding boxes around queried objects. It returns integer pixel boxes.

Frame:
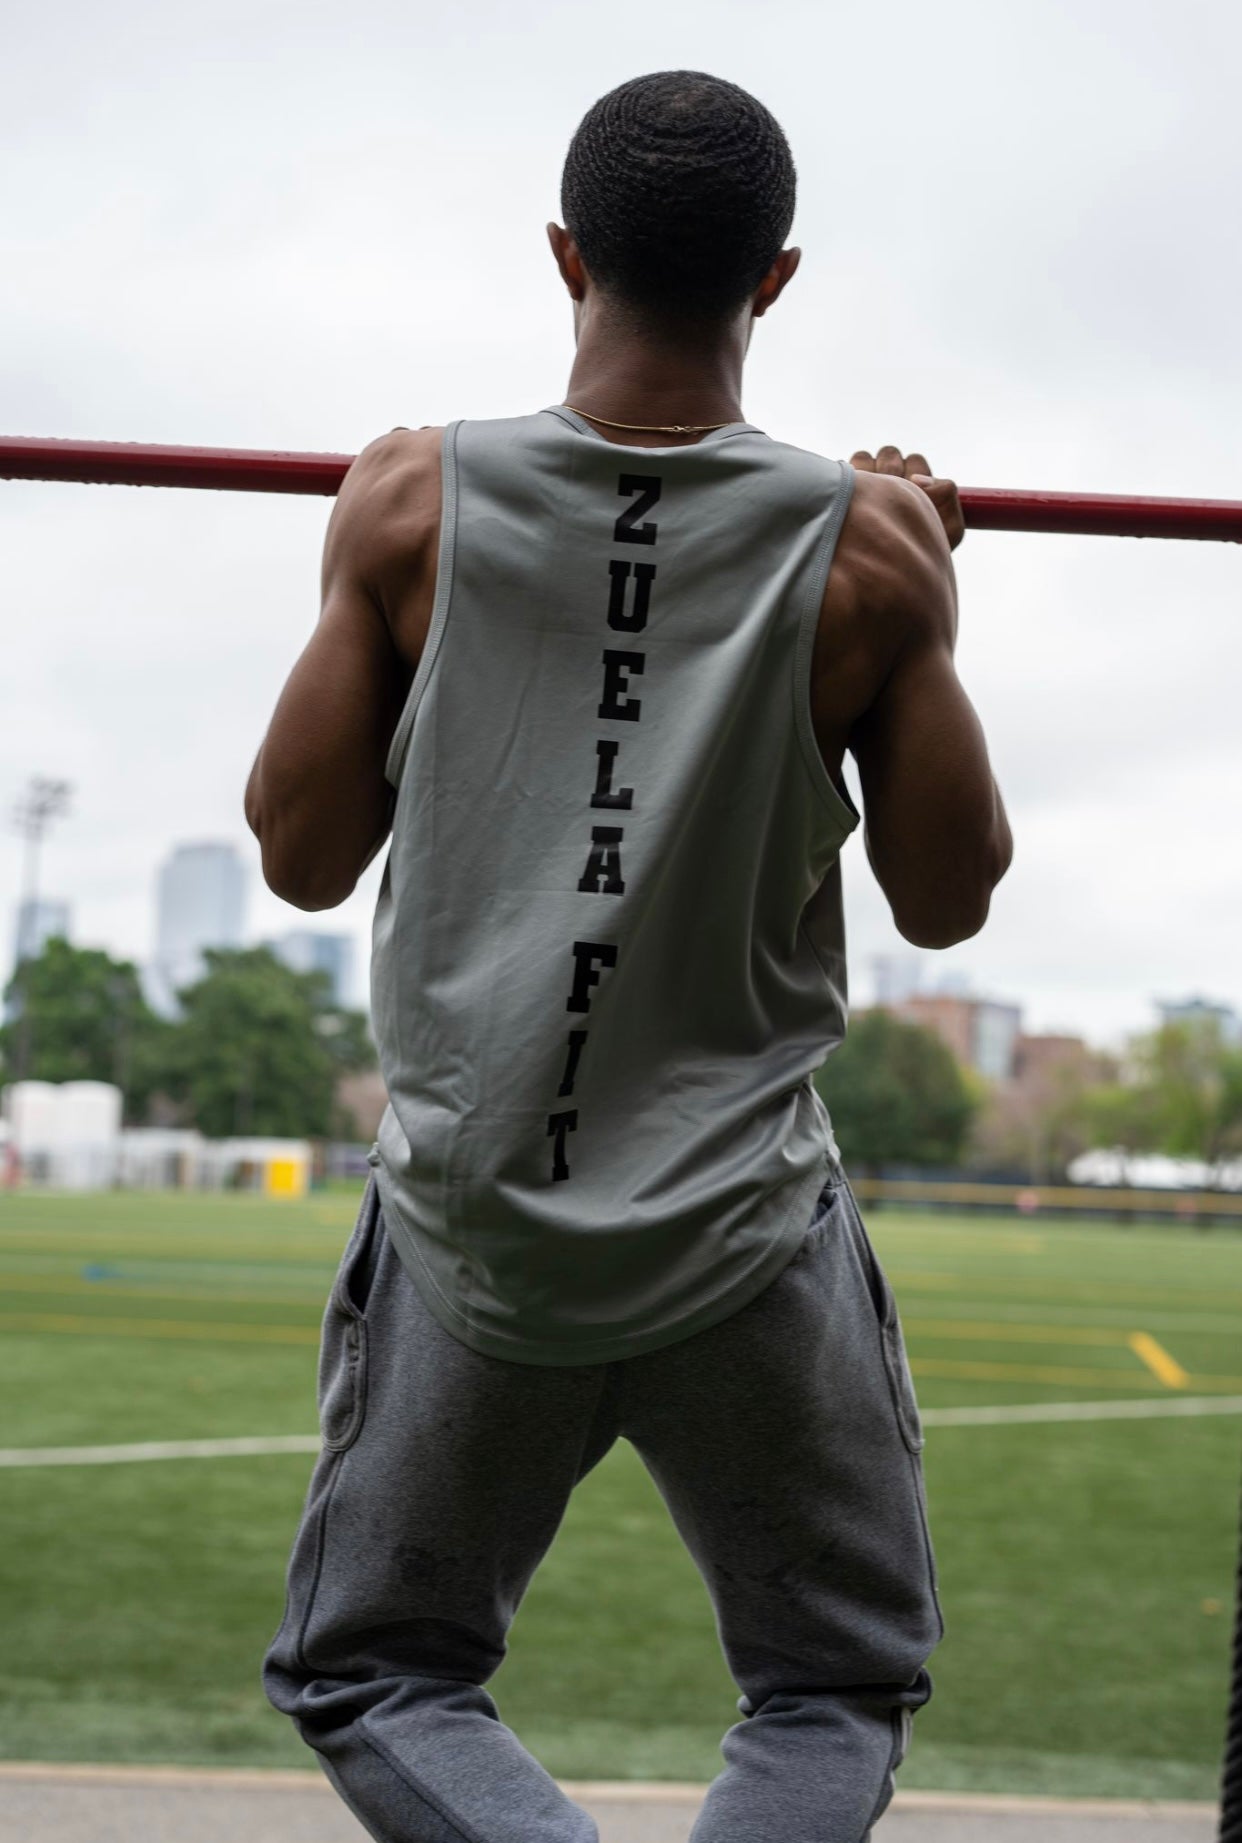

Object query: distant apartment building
[1009,1030,1115,1094]
[262,929,355,1008]
[144,841,247,1020]
[1156,995,1242,1046]
[874,990,1025,1083]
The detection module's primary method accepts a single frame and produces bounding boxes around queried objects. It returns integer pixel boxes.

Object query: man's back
[364,405,880,1365]
[346,419,1009,958]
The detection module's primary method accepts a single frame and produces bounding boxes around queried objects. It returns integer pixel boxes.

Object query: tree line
[4,938,1241,1177]
[817,1006,1242,1183]
[0,938,377,1139]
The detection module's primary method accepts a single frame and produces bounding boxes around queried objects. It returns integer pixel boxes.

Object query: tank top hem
[369,1147,844,1368]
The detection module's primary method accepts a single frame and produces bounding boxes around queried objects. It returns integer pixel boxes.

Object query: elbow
[897,901,989,951]
[894,839,1012,950]
[260,842,354,913]
[267,877,352,914]
[268,870,354,913]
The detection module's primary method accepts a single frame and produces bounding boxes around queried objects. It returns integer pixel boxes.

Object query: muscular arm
[243,432,427,911]
[845,471,1013,948]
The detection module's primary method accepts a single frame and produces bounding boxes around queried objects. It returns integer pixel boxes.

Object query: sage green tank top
[367,405,860,1365]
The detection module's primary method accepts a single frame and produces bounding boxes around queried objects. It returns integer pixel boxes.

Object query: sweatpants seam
[907,1448,947,1642]
[860,1707,905,1838]
[300,1737,390,1843]
[358,1714,494,1843]
[293,1448,347,1675]
[571,1359,618,1481]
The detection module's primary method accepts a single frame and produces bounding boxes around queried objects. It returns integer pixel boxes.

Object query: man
[251,69,1012,1843]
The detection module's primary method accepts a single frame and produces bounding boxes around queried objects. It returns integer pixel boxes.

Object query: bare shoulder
[327,427,447,668]
[836,468,951,617]
[810,467,955,774]
[338,426,445,538]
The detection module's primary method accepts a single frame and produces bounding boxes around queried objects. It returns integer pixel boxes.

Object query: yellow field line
[0,1313,319,1346]
[1,1313,1238,1391]
[0,1290,1139,1349]
[0,1234,343,1259]
[890,1269,1242,1310]
[1128,1331,1191,1389]
[904,1318,1128,1346]
[907,1355,1242,1390]
[852,1176,1242,1216]
[0,1293,1198,1368]
[0,1273,328,1308]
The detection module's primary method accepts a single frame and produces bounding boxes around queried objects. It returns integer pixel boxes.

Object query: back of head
[560,70,797,331]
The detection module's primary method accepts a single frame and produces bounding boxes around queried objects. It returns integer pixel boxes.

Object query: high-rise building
[1156,996,1242,1046]
[146,842,247,1020]
[4,898,72,1025]
[11,897,71,969]
[263,929,355,1008]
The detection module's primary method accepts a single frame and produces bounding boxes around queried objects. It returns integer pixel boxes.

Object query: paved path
[0,1764,1220,1842]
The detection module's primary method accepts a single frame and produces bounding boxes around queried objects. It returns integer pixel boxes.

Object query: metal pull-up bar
[2,434,1240,542]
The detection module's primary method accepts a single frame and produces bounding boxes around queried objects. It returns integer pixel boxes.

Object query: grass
[0,1181,1237,1799]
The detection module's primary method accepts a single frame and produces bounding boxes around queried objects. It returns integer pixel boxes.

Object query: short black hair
[560,70,796,325]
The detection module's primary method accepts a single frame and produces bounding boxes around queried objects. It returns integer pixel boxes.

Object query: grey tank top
[367,405,860,1366]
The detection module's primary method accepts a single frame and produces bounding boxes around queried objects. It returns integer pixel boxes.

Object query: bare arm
[846,459,1013,949]
[243,433,420,911]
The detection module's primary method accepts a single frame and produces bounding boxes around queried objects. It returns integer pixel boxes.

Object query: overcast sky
[1,0,1238,1049]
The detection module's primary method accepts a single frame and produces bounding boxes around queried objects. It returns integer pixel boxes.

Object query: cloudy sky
[1,0,1238,1049]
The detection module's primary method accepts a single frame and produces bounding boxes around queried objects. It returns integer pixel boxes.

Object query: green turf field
[0,1181,1237,1799]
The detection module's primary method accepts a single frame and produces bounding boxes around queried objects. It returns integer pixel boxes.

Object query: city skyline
[3,832,363,1017]
[2,816,1238,1056]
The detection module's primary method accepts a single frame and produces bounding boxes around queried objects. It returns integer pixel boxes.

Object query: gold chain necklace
[562,403,737,434]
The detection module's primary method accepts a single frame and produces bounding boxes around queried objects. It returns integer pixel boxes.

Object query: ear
[751,246,801,319]
[546,223,587,303]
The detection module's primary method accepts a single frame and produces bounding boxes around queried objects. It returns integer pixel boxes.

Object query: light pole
[9,776,73,1082]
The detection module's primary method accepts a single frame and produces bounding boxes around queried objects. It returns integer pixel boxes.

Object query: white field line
[2,1394,1242,1467]
[920,1393,1242,1426]
[0,1434,322,1467]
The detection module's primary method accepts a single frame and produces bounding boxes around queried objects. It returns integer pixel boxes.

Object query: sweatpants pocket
[317,1180,382,1452]
[844,1186,925,1457]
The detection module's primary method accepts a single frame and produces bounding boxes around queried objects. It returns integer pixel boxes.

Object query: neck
[563,305,747,436]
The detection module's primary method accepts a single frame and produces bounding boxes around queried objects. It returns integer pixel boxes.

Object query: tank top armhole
[791,458,862,839]
[384,419,462,788]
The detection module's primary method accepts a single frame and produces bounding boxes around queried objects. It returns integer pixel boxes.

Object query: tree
[1081,1073,1166,1168]
[814,1008,978,1173]
[966,1045,1120,1182]
[0,938,176,1124]
[1138,1016,1242,1179]
[1078,1016,1242,1191]
[164,946,376,1140]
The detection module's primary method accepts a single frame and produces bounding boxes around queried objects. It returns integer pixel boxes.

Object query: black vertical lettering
[558,1029,588,1097]
[590,739,634,810]
[613,474,662,545]
[566,940,618,1013]
[607,560,656,632]
[599,649,644,721]
[547,1109,578,1182]
[577,826,625,895]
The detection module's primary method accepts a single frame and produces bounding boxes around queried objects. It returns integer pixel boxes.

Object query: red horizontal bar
[959,485,1242,543]
[0,434,351,497]
[1,434,1240,541]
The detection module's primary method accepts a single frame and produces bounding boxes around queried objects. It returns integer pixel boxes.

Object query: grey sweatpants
[262,1159,944,1843]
